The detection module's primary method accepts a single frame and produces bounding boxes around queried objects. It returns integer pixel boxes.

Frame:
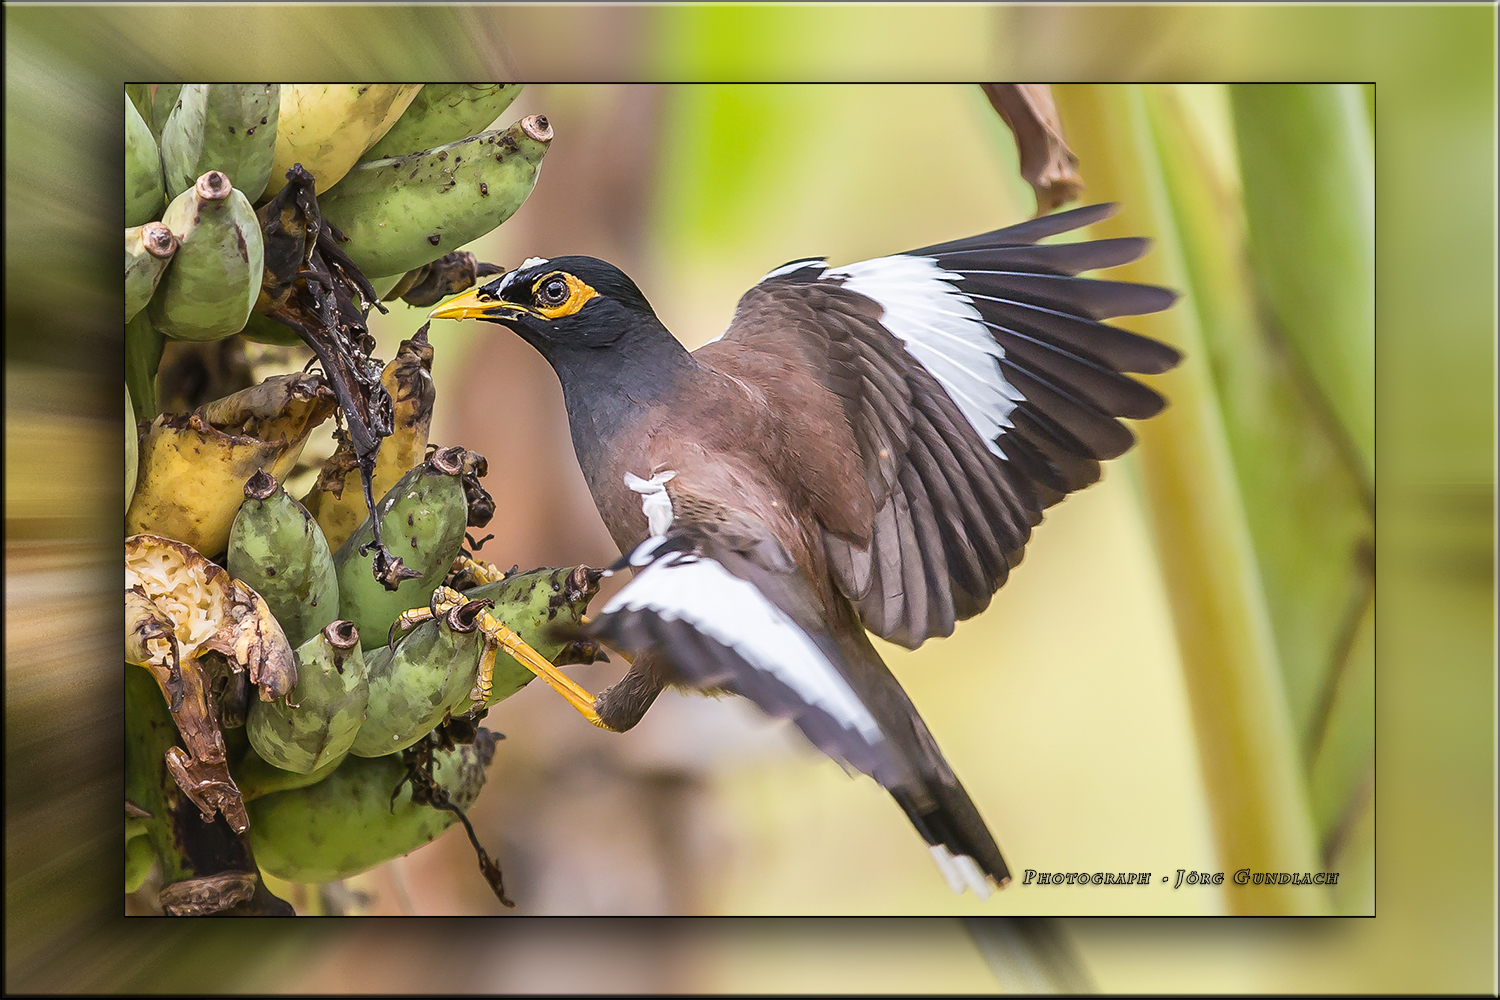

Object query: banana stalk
[361,83,525,161]
[126,94,165,226]
[148,171,265,342]
[318,115,552,278]
[126,372,336,557]
[264,83,424,197]
[160,83,280,202]
[125,222,178,321]
[303,325,435,551]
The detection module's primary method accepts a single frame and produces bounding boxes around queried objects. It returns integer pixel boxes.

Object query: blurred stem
[1051,84,1324,914]
[964,918,1096,993]
[1230,84,1374,490]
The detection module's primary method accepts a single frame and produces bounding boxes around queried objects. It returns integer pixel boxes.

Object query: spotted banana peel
[264,83,423,197]
[160,84,280,203]
[361,83,524,161]
[248,728,498,884]
[228,471,339,649]
[127,372,336,558]
[246,620,368,774]
[317,115,552,279]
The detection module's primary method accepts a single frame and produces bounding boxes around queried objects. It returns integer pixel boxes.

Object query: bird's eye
[539,277,570,306]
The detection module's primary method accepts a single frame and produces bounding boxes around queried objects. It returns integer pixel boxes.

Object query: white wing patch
[602,551,885,743]
[828,255,1020,459]
[929,845,995,898]
[759,258,828,282]
[624,470,677,537]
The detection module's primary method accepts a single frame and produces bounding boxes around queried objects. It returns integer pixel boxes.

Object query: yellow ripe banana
[361,83,524,161]
[303,326,435,551]
[126,372,336,557]
[126,94,165,226]
[264,84,423,197]
[317,115,552,279]
[125,222,178,322]
[148,171,265,342]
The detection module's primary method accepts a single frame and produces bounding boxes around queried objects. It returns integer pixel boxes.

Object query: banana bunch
[124,81,570,912]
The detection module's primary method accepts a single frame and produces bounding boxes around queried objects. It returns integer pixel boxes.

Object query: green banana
[126,827,156,894]
[126,310,165,421]
[151,84,182,140]
[463,566,601,708]
[127,383,138,513]
[318,115,552,279]
[126,94,165,226]
[361,84,525,161]
[227,471,339,648]
[148,171,265,342]
[246,620,368,774]
[238,311,304,347]
[334,447,472,651]
[347,599,485,757]
[125,222,178,321]
[126,84,152,129]
[160,84,280,202]
[233,745,343,802]
[248,728,498,884]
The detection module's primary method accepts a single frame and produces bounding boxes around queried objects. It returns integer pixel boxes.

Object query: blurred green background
[6,3,1494,994]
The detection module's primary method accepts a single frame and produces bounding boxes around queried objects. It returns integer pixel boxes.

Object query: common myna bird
[430,203,1180,896]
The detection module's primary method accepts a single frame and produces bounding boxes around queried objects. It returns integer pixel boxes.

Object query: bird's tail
[842,628,1011,895]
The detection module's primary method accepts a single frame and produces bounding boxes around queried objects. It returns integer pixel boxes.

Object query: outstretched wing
[588,496,1007,894]
[702,203,1181,649]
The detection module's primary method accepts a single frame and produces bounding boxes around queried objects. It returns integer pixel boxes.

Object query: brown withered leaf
[981,84,1085,215]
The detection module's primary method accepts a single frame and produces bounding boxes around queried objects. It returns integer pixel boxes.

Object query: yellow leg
[388,586,467,648]
[477,611,607,729]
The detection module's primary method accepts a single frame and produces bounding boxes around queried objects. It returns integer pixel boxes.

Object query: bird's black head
[428,255,664,362]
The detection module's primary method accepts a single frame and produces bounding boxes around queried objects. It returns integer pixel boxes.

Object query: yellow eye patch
[532,272,599,319]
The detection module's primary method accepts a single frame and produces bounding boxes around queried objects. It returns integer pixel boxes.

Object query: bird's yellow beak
[427,287,529,322]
